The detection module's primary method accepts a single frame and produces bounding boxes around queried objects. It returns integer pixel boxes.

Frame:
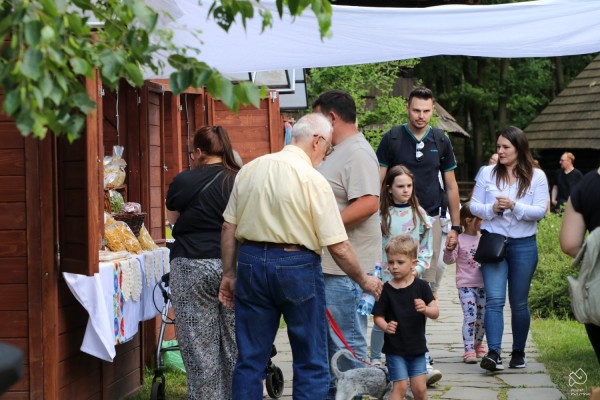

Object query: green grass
[531,318,599,398]
[126,367,187,400]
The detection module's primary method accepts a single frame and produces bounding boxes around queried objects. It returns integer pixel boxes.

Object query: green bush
[529,212,575,319]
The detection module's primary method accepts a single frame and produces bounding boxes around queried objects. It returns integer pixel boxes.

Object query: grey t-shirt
[318,133,382,275]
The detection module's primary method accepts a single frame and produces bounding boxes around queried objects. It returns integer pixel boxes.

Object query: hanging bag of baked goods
[104,145,127,189]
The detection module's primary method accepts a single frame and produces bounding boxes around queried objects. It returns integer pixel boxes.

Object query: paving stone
[500,373,556,387]
[441,387,500,399]
[507,387,566,400]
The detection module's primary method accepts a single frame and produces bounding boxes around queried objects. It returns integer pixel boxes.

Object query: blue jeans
[370,323,384,361]
[233,245,329,400]
[324,274,368,399]
[480,235,538,354]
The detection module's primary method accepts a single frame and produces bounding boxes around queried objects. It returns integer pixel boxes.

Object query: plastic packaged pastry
[104,221,142,254]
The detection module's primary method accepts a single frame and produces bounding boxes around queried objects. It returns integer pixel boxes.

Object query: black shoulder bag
[474,230,507,264]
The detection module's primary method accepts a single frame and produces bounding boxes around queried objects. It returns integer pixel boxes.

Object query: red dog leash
[326,308,371,366]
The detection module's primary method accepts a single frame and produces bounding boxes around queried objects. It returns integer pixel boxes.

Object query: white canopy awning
[145,0,600,77]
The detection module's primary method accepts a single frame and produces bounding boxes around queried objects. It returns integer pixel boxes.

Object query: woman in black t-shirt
[166,126,241,399]
[560,166,600,364]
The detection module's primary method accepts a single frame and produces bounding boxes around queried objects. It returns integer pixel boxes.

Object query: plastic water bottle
[356,263,383,316]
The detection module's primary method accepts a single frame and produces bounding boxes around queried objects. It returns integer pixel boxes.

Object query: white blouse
[470,165,549,238]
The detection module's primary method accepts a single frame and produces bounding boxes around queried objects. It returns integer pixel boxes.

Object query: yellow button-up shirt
[223,145,348,253]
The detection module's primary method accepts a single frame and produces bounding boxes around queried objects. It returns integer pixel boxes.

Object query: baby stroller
[151,272,285,400]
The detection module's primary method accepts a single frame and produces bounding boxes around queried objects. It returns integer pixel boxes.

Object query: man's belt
[243,240,308,251]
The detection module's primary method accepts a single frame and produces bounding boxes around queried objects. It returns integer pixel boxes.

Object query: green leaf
[47,47,65,65]
[69,57,91,76]
[15,111,34,137]
[48,85,63,105]
[55,73,68,92]
[217,78,235,109]
[169,74,180,94]
[99,50,122,86]
[40,25,55,42]
[124,62,144,87]
[288,0,300,15]
[32,113,49,138]
[276,0,284,17]
[3,90,21,115]
[131,0,158,31]
[21,48,43,80]
[66,14,84,36]
[194,68,213,87]
[0,15,13,37]
[70,0,92,11]
[176,68,192,91]
[38,0,59,16]
[233,82,261,109]
[71,93,96,114]
[259,10,273,33]
[24,20,42,47]
[32,86,44,109]
[65,113,86,140]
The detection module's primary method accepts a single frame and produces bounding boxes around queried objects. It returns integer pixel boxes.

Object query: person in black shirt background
[166,125,240,400]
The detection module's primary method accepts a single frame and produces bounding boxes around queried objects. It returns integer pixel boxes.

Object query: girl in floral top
[443,202,487,363]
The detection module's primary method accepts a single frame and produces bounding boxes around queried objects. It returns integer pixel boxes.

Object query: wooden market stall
[0,71,282,399]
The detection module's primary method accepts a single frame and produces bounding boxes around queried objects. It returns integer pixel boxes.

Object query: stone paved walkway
[270,265,566,399]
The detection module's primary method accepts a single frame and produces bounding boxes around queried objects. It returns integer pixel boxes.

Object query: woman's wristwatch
[450,225,463,234]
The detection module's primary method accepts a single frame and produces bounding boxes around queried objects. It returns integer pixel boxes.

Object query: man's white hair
[291,113,332,142]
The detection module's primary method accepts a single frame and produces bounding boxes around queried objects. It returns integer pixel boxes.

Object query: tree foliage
[307,60,419,148]
[415,54,597,172]
[0,0,332,141]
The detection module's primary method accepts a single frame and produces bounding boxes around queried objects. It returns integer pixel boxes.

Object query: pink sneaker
[475,344,488,358]
[463,350,477,364]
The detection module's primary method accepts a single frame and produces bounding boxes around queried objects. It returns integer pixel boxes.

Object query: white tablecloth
[63,248,170,362]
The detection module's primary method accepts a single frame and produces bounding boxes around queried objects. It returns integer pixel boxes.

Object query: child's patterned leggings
[458,287,486,351]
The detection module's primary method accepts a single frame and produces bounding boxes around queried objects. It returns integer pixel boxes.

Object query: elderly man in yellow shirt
[218,113,383,400]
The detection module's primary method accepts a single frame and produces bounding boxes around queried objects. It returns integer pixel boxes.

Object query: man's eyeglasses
[314,135,334,156]
[416,141,425,162]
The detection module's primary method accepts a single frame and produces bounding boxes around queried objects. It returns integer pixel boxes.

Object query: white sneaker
[426,368,442,386]
[371,359,382,367]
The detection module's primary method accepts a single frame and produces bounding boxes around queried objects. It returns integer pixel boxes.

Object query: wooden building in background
[0,72,282,399]
[525,54,600,178]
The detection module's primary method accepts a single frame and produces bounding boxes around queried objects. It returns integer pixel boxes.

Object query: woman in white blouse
[470,126,548,372]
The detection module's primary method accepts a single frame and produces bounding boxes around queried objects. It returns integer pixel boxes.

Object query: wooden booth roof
[434,101,469,138]
[525,54,600,150]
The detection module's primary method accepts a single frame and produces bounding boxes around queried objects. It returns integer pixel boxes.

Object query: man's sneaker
[480,349,504,371]
[509,349,527,368]
[463,350,477,364]
[370,359,382,367]
[475,344,488,358]
[426,368,442,386]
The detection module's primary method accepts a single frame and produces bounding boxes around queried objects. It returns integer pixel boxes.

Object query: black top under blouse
[166,164,235,260]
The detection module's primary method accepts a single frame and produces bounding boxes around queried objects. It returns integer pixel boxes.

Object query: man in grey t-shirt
[314,90,381,399]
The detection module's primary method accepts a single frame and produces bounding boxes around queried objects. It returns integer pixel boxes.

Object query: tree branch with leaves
[0,0,332,141]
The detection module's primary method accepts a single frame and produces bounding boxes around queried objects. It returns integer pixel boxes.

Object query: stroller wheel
[266,365,284,398]
[150,379,165,400]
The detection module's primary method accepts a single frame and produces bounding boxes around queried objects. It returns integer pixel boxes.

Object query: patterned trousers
[458,287,486,352]
[170,257,237,400]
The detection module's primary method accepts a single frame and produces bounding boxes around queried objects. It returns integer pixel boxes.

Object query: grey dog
[331,349,392,400]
